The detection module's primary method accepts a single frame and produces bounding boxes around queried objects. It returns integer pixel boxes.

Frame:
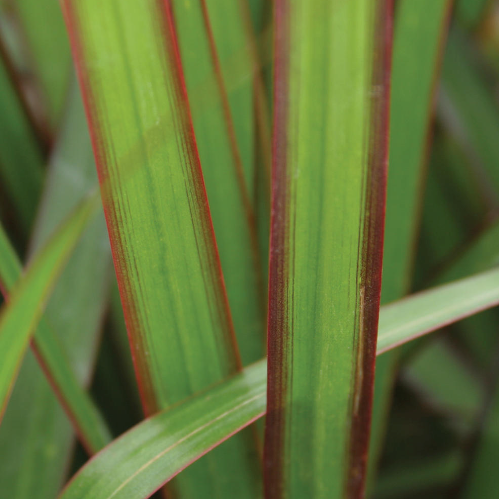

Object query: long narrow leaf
[58,267,499,499]
[62,1,261,496]
[0,41,43,234]
[12,0,72,125]
[404,220,499,420]
[264,1,392,497]
[377,267,499,354]
[441,28,499,194]
[0,82,113,497]
[60,359,267,499]
[462,368,499,498]
[170,0,266,365]
[0,192,98,419]
[0,224,110,452]
[403,338,484,425]
[370,0,453,478]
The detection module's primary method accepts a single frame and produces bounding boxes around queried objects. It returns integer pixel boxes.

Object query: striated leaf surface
[264,1,392,497]
[62,0,262,496]
[55,268,499,499]
[369,0,453,479]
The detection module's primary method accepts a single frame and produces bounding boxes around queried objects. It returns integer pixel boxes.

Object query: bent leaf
[57,268,499,499]
[60,359,267,499]
[0,192,98,420]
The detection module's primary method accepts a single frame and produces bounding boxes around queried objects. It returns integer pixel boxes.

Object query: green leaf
[462,369,499,498]
[61,0,261,496]
[436,220,499,365]
[60,359,266,499]
[404,337,484,426]
[373,452,463,499]
[0,43,44,235]
[171,0,266,365]
[369,0,452,481]
[57,269,499,499]
[0,191,98,420]
[202,0,272,284]
[456,0,490,29]
[264,1,392,496]
[201,0,259,193]
[0,82,113,497]
[13,0,72,125]
[404,220,499,427]
[377,267,499,354]
[441,28,499,196]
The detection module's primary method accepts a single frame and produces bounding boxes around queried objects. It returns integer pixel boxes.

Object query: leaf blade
[0,192,98,420]
[264,1,392,496]
[369,0,453,478]
[170,0,266,366]
[377,267,499,354]
[0,43,44,234]
[58,266,499,499]
[61,0,262,496]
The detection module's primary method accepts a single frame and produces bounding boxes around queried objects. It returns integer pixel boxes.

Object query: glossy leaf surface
[56,269,499,499]
[377,267,499,354]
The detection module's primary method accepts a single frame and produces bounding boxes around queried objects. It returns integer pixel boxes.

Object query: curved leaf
[377,267,499,354]
[58,265,499,499]
[60,359,266,499]
[57,269,499,499]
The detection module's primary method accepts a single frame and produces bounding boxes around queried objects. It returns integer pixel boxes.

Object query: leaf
[202,0,273,288]
[437,221,499,364]
[0,82,113,497]
[61,0,261,496]
[461,368,499,498]
[400,225,499,463]
[440,27,499,196]
[0,41,44,235]
[0,191,98,421]
[170,0,266,365]
[58,268,499,499]
[456,0,490,29]
[377,267,499,354]
[403,337,484,426]
[264,1,392,497]
[13,0,72,125]
[369,0,452,481]
[373,452,463,499]
[60,359,267,499]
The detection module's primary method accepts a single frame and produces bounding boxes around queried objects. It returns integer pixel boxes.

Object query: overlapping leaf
[58,266,499,499]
